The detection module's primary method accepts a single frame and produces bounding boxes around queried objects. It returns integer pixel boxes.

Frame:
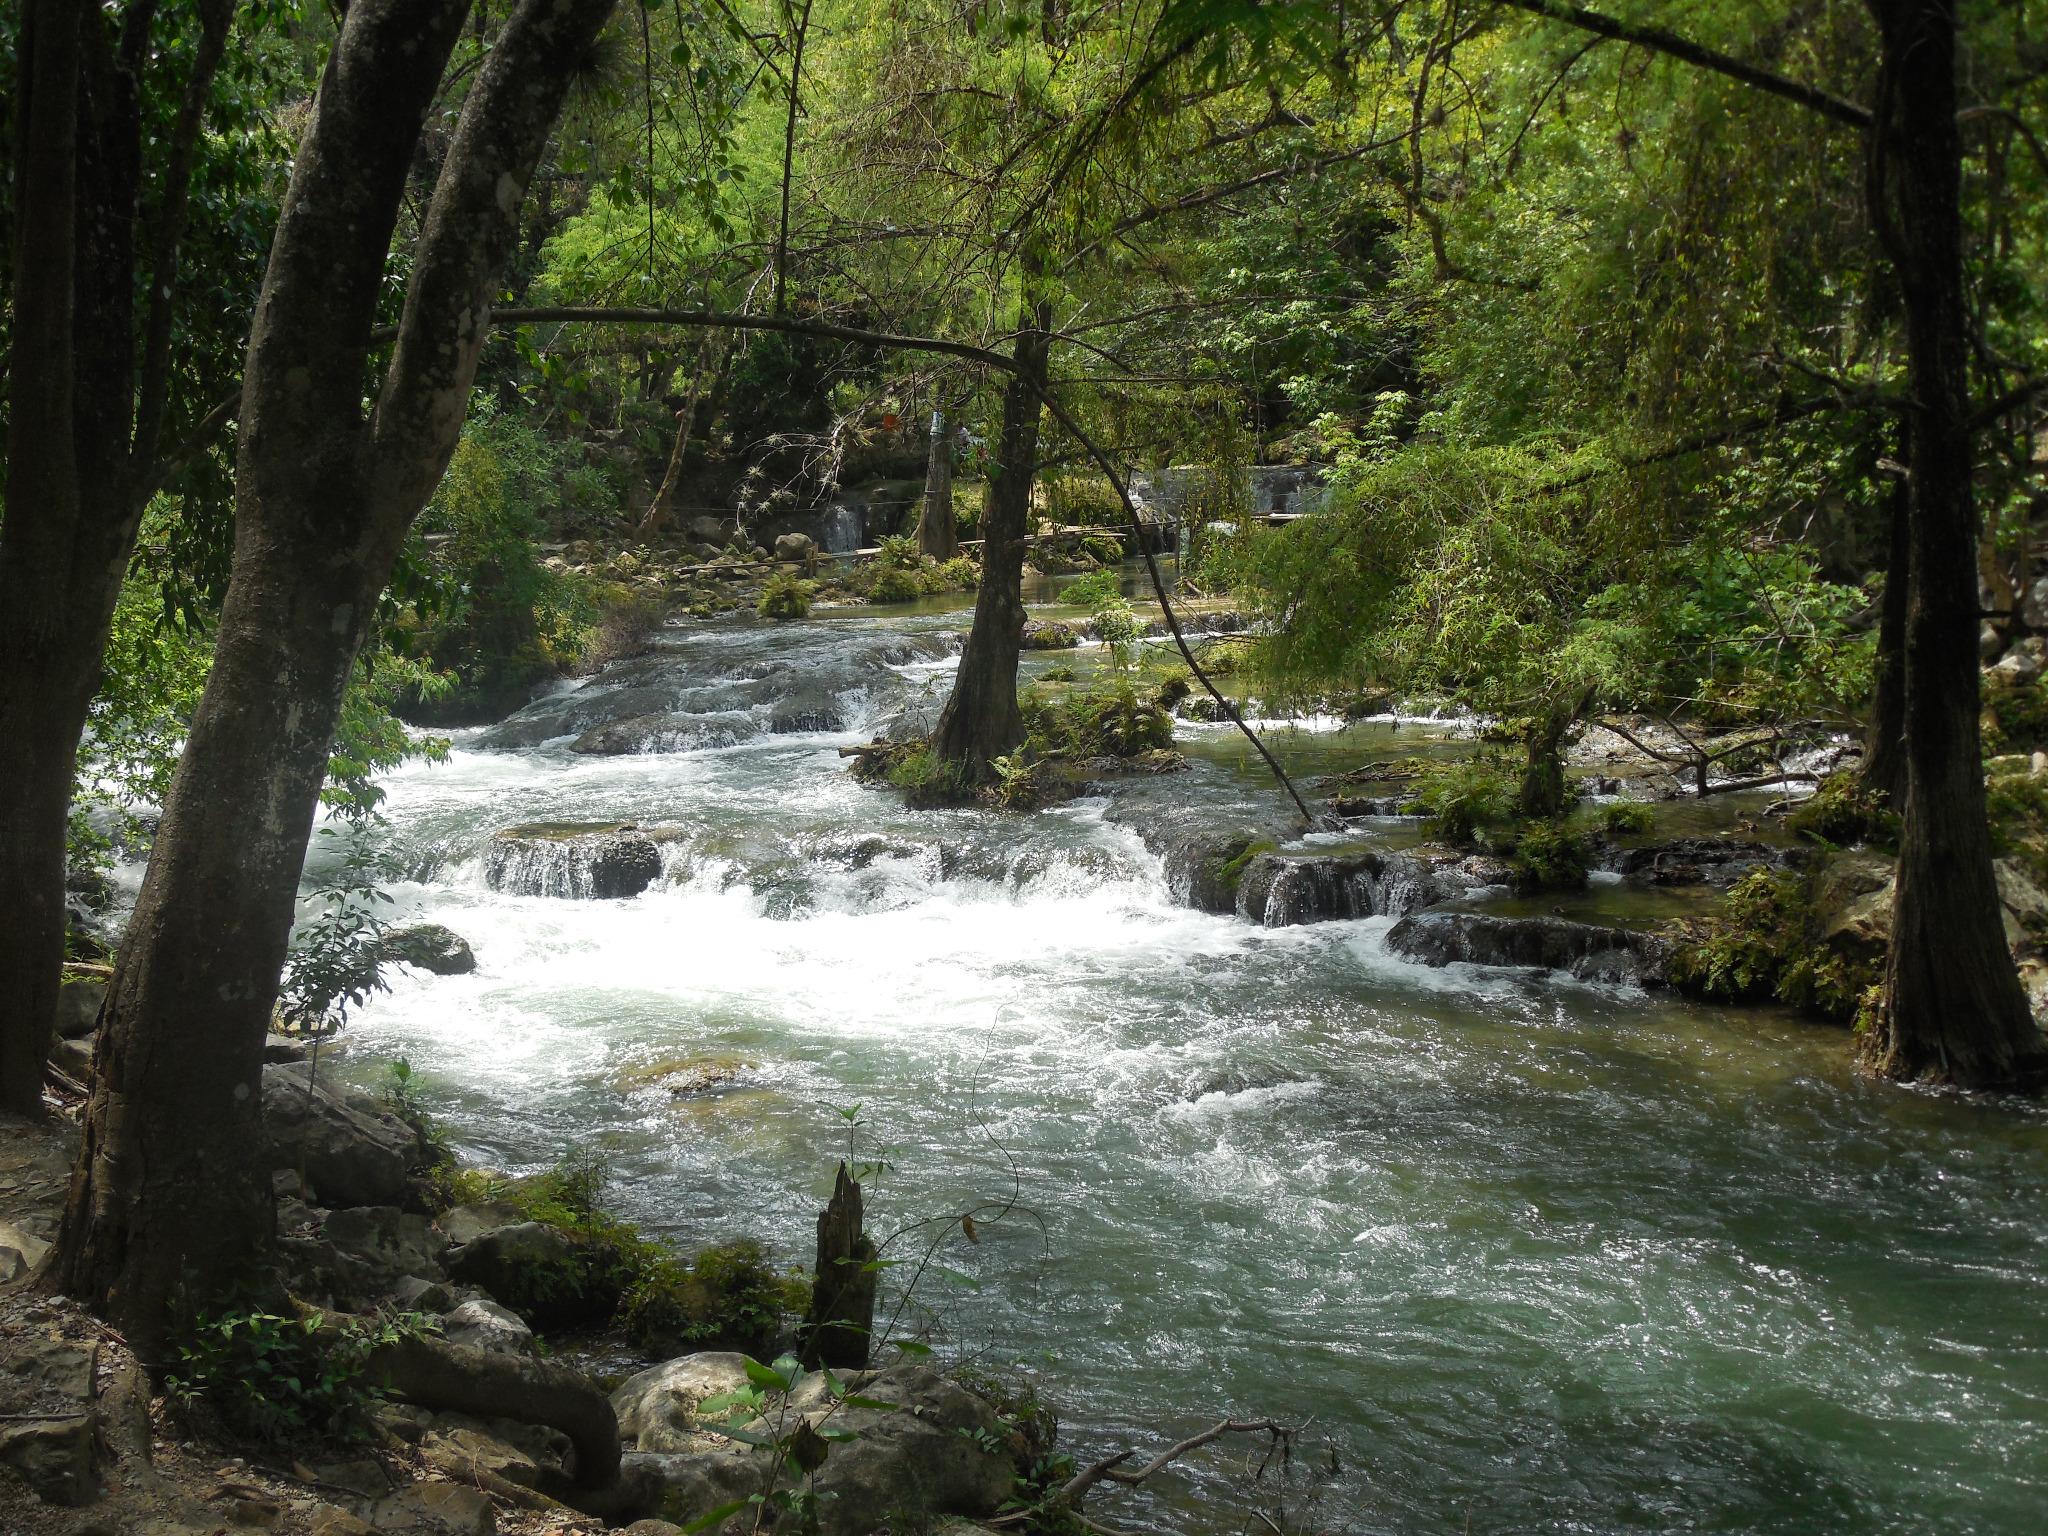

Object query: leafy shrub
[1021,678,1174,759]
[1982,674,2048,753]
[1600,801,1654,835]
[758,571,816,621]
[1506,820,1590,891]
[1667,868,1875,1020]
[1408,760,1515,848]
[1062,568,1121,609]
[1091,598,1140,670]
[867,567,926,604]
[874,534,924,570]
[483,1150,809,1351]
[169,1307,431,1445]
[884,746,978,806]
[1986,761,2048,888]
[1785,770,1898,848]
[932,555,980,591]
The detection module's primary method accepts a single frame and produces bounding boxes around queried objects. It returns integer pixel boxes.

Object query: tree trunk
[918,409,957,561]
[801,1162,877,1371]
[929,295,1051,777]
[1861,0,2045,1088]
[56,0,621,1361]
[1861,438,1910,806]
[0,0,233,1114]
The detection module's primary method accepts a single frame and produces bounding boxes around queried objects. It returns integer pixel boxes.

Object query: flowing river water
[321,594,2048,1535]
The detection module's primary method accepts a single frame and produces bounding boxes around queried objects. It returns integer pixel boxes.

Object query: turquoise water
[332,609,2048,1534]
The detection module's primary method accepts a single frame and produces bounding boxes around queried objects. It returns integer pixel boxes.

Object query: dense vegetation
[5,3,2048,1525]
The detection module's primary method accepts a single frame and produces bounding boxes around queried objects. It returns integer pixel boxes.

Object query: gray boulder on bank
[261,1061,424,1209]
[611,1355,1016,1536]
[1388,911,1672,985]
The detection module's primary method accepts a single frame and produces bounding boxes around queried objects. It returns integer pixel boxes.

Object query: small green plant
[684,1353,894,1534]
[1786,770,1898,848]
[874,534,923,570]
[380,1056,451,1164]
[932,555,980,590]
[884,746,978,806]
[758,571,816,621]
[1599,801,1654,835]
[1505,819,1590,891]
[867,566,926,603]
[168,1306,434,1445]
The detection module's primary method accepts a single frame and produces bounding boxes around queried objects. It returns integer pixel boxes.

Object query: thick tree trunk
[1861,441,1910,805]
[0,0,87,1115]
[918,409,957,561]
[1,0,232,1113]
[929,301,1051,776]
[57,0,621,1360]
[1861,1,2045,1088]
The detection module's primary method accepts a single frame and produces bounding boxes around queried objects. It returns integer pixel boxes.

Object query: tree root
[360,1331,622,1494]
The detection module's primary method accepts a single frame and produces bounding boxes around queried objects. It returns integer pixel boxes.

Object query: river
[325,594,2048,1535]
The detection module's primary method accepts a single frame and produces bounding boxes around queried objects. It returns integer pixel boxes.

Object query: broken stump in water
[802,1160,878,1370]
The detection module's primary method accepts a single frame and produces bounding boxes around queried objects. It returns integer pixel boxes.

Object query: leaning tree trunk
[1860,431,1910,806]
[918,408,957,561]
[1861,0,2044,1088]
[929,300,1051,777]
[57,0,620,1362]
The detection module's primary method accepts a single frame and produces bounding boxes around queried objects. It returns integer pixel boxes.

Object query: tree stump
[802,1161,877,1370]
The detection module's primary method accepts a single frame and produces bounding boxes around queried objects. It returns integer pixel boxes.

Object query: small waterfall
[483,828,664,899]
[1236,850,1452,927]
[821,502,863,553]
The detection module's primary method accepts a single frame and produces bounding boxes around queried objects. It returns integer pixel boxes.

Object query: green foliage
[933,555,981,591]
[1600,801,1654,835]
[1407,760,1515,849]
[408,412,607,714]
[1505,820,1591,893]
[1982,674,2048,754]
[1020,677,1175,760]
[481,1148,808,1353]
[1669,868,1875,1021]
[1062,568,1122,608]
[168,1306,434,1446]
[874,534,924,570]
[758,571,816,621]
[1786,771,1899,849]
[866,566,928,604]
[884,746,978,806]
[1986,761,2048,889]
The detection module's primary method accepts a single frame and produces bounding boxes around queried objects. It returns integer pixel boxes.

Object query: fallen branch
[992,1415,1301,1531]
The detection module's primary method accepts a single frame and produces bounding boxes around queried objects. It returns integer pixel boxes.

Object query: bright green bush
[169,1307,431,1446]
[758,571,816,621]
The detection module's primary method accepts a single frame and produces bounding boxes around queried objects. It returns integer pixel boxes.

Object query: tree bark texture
[918,409,957,561]
[801,1161,877,1371]
[0,0,232,1114]
[57,0,622,1360]
[1861,441,1910,806]
[930,296,1052,776]
[1862,0,2045,1088]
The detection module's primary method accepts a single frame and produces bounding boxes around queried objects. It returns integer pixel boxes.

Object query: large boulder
[382,923,477,976]
[485,823,664,899]
[261,1062,423,1209]
[444,1221,589,1325]
[440,1298,535,1357]
[0,1218,52,1284]
[53,970,106,1039]
[774,531,817,562]
[321,1205,450,1283]
[616,1358,1017,1536]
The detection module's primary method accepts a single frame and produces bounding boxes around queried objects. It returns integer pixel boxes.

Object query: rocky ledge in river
[1387,911,1673,986]
[484,822,673,900]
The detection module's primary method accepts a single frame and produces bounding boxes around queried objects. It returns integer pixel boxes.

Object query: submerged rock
[1599,837,1796,887]
[571,712,756,755]
[486,823,665,899]
[1387,911,1672,985]
[382,922,477,975]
